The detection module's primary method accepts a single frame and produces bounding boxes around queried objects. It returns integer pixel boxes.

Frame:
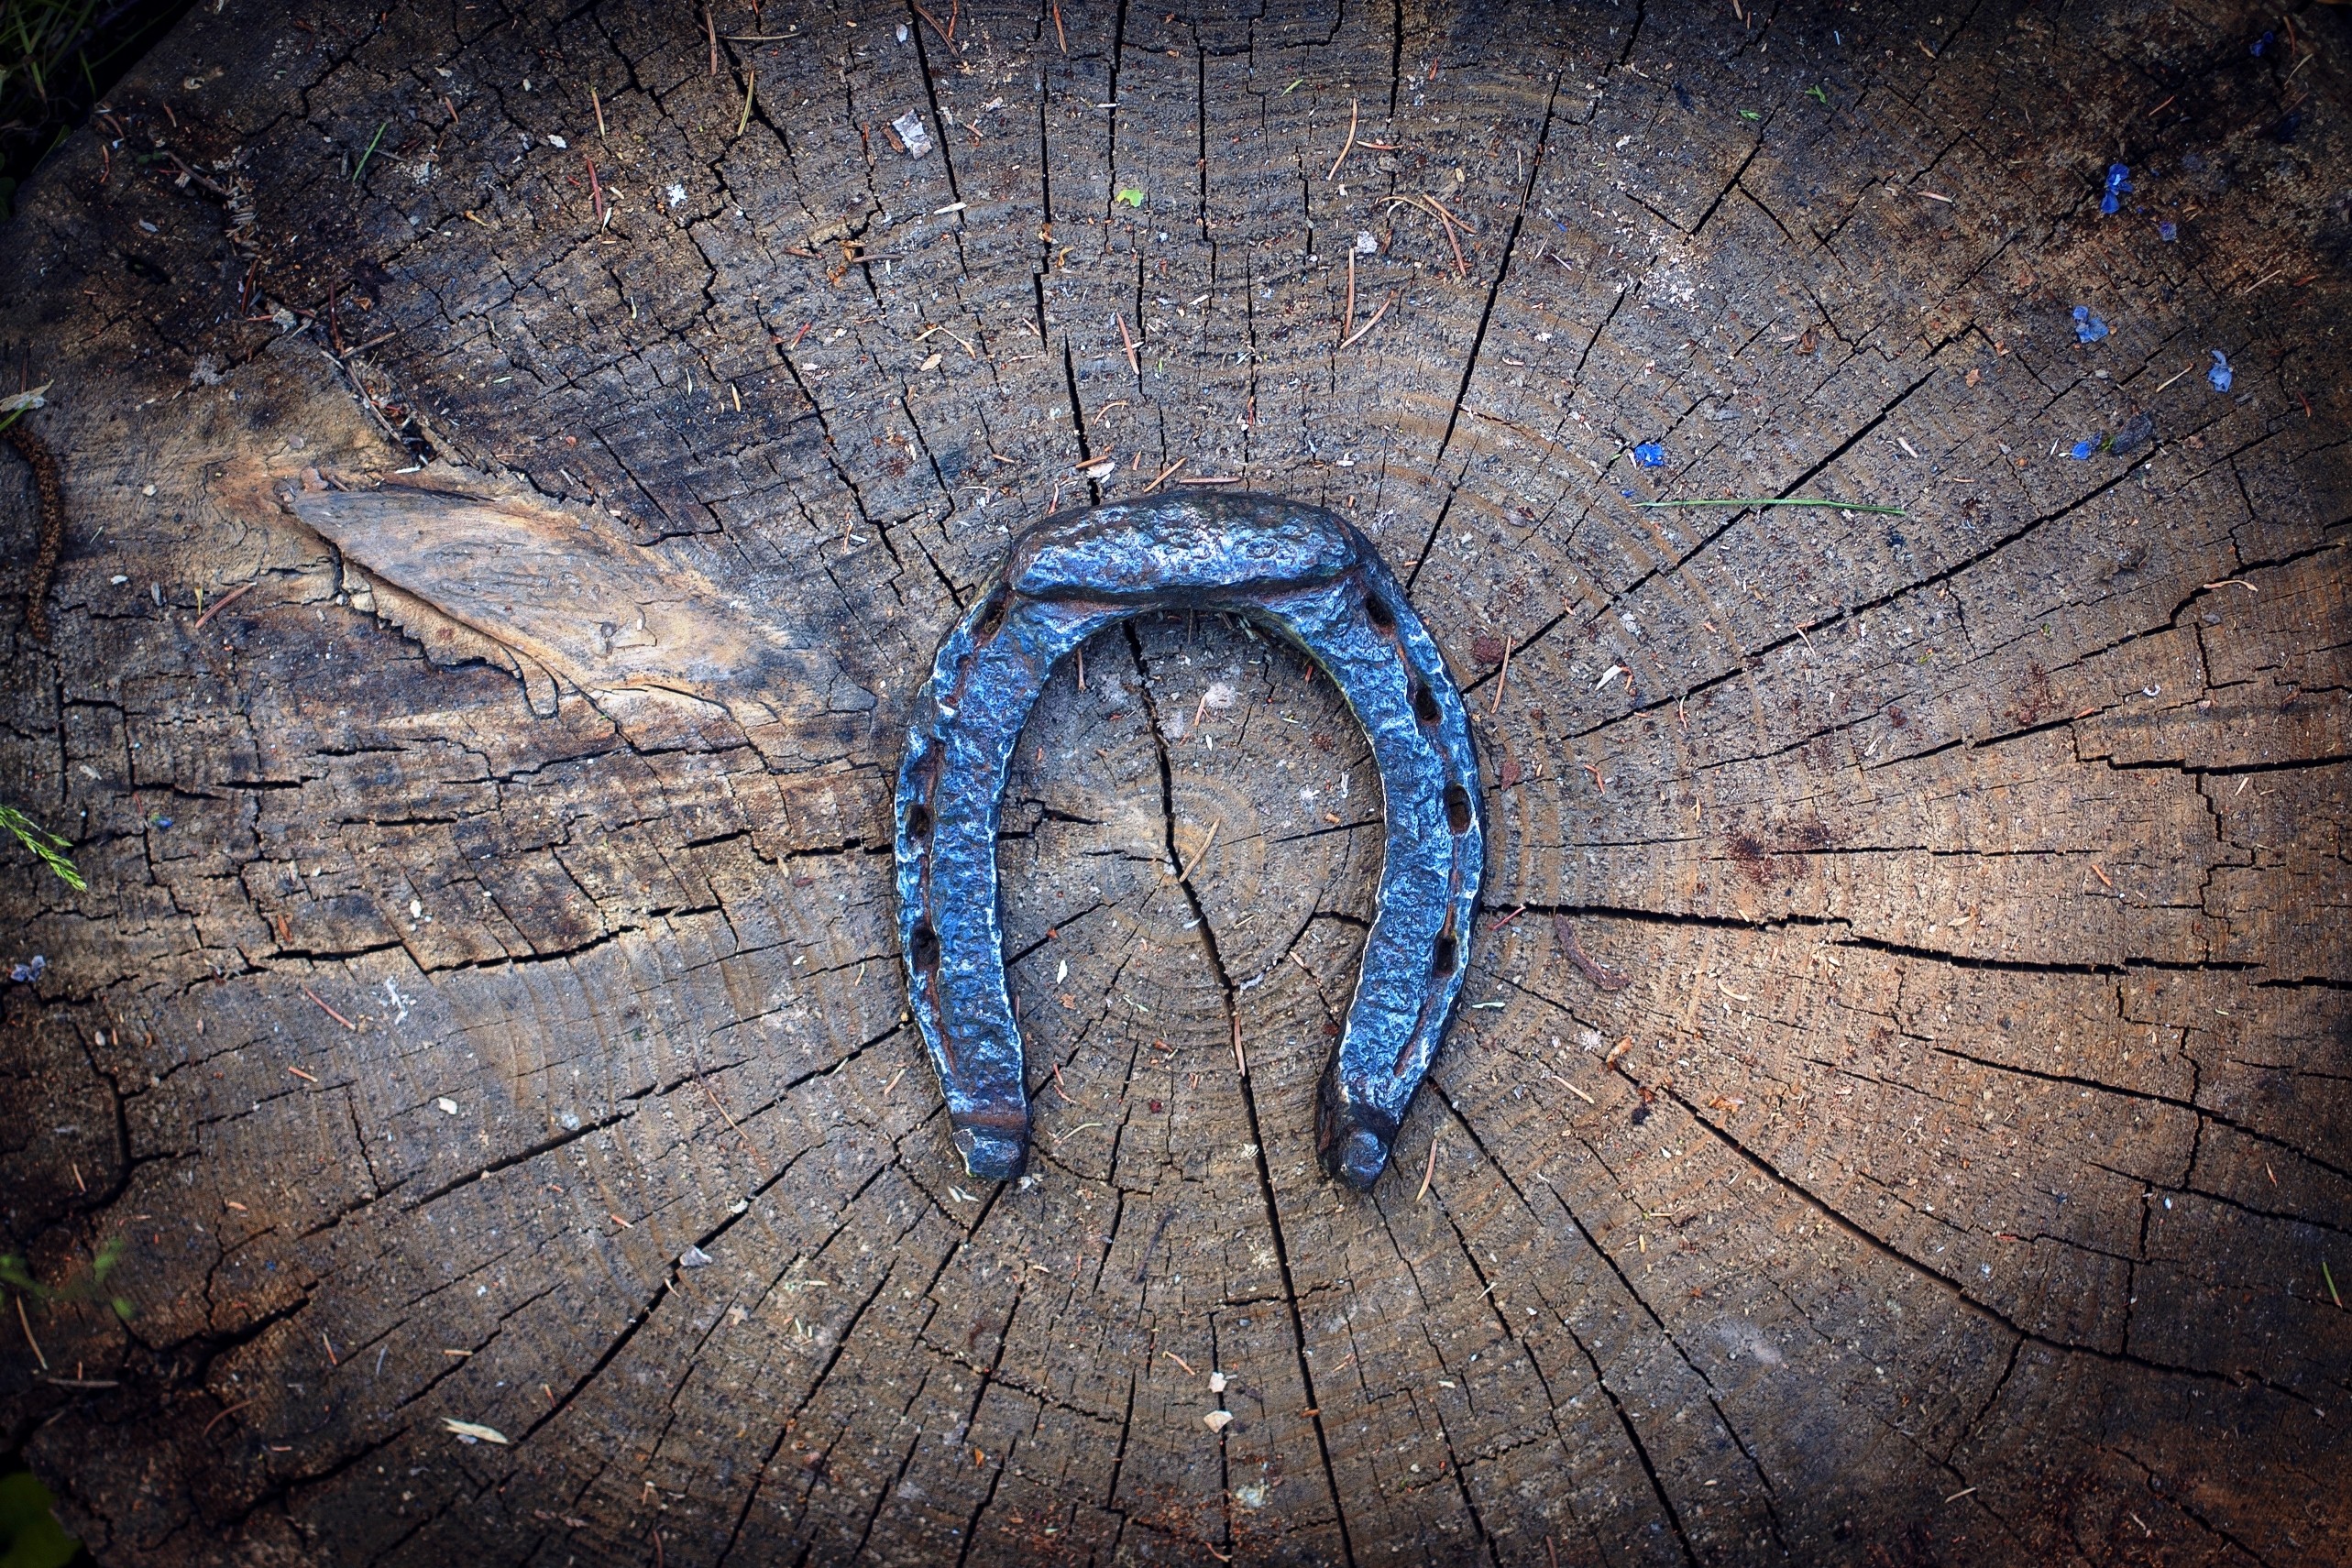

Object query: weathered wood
[1,1,2346,1563]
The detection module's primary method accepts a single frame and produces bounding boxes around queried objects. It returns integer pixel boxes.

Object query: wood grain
[0,1,2345,1563]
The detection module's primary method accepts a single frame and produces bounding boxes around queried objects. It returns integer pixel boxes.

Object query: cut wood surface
[1,1,2347,1563]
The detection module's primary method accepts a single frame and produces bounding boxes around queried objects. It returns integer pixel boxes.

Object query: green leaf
[0,1469,82,1568]
[1805,84,1830,104]
[1739,109,1761,120]
[1116,187,1146,208]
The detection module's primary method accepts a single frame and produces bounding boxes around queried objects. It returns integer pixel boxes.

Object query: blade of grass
[352,118,387,183]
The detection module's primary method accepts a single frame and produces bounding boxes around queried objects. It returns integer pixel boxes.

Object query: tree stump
[3,2,2347,1563]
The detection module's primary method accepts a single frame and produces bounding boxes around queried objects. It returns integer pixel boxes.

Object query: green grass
[0,805,82,889]
[0,0,196,218]
[0,1468,80,1568]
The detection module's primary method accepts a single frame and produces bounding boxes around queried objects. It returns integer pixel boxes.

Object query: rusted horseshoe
[895,491,1485,1190]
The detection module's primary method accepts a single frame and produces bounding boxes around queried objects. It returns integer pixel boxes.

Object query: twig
[1051,0,1066,52]
[1175,818,1220,881]
[912,2,952,46]
[1116,313,1139,375]
[590,85,607,139]
[584,154,606,225]
[2153,362,2198,394]
[1489,637,1511,715]
[1637,497,1906,515]
[1339,249,1356,344]
[736,70,756,137]
[1138,455,1188,495]
[191,580,256,630]
[1552,915,1631,992]
[1339,291,1395,349]
[1420,190,1478,235]
[301,985,359,1032]
[1230,1014,1247,1076]
[1420,192,1475,276]
[16,1296,45,1370]
[202,1396,258,1437]
[698,1072,749,1151]
[1324,95,1359,181]
[704,5,720,73]
[1416,1130,1442,1202]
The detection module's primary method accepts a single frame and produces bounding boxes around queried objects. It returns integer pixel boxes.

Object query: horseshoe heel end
[953,1117,1028,1182]
[1315,1068,1399,1190]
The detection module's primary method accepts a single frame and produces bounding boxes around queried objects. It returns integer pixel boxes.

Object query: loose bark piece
[291,477,870,741]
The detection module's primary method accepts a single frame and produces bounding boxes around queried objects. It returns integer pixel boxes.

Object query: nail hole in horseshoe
[1364,592,1395,631]
[910,921,941,971]
[1444,784,1471,834]
[974,590,1009,641]
[906,801,933,839]
[1431,927,1458,979]
[1411,681,1441,725]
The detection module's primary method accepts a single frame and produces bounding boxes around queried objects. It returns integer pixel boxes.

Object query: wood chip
[442,1419,511,1445]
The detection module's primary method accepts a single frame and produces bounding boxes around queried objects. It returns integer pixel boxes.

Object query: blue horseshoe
[895,491,1485,1190]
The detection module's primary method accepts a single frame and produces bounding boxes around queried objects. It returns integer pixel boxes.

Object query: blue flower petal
[2070,440,2096,460]
[1632,443,1667,467]
[2072,307,2110,344]
[2159,221,2177,241]
[2208,350,2232,392]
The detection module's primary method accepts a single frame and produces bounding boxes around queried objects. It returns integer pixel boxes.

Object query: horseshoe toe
[896,490,1484,1190]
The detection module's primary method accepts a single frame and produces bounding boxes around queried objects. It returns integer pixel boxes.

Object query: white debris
[891,110,933,158]
[442,1419,510,1445]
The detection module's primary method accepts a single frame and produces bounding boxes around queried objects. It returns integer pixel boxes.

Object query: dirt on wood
[1,2,2347,1564]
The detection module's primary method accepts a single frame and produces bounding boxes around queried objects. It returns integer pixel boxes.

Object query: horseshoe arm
[896,492,1485,1190]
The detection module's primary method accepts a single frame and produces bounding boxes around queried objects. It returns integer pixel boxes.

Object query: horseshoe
[894,491,1485,1190]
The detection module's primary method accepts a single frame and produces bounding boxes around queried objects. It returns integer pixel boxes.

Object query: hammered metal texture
[895,491,1484,1190]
